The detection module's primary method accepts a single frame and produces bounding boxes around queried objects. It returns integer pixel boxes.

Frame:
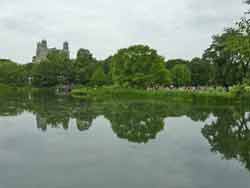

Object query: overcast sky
[0,0,247,63]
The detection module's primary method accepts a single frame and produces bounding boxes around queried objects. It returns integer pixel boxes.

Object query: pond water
[0,90,250,188]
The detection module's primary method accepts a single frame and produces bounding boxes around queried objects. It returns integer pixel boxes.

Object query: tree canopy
[110,45,171,88]
[171,64,191,87]
[0,59,27,86]
[32,50,74,87]
[90,65,107,86]
[74,48,97,84]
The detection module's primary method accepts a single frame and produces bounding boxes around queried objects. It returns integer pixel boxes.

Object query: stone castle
[32,40,70,63]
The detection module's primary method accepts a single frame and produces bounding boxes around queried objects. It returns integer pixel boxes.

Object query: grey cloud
[0,0,247,63]
[0,15,47,35]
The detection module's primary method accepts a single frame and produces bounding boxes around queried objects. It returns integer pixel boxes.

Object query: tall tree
[110,45,170,88]
[75,48,97,84]
[189,57,215,86]
[171,64,191,87]
[90,65,107,86]
[203,30,243,87]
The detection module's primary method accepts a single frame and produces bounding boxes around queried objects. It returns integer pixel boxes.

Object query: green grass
[70,86,239,104]
[0,83,248,105]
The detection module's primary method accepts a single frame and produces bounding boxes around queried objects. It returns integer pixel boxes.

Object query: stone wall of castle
[32,40,70,63]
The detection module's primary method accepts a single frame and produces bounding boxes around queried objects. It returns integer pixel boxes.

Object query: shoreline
[0,84,249,104]
[70,86,242,104]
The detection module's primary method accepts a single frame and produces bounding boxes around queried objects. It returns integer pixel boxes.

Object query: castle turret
[63,41,69,51]
[63,41,70,58]
[41,40,47,48]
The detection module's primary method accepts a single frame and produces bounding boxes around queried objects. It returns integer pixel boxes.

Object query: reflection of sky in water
[0,111,249,188]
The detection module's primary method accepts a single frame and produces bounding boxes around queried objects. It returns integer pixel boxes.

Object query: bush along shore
[70,85,250,104]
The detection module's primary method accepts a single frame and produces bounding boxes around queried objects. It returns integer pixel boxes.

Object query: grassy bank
[70,86,240,104]
[0,83,248,105]
[0,84,57,97]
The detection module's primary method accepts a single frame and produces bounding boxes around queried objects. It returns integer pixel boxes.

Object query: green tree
[224,24,250,82]
[110,45,168,88]
[171,64,191,87]
[74,48,97,84]
[203,30,242,87]
[166,59,189,69]
[189,57,215,86]
[32,50,74,87]
[151,64,172,87]
[202,0,250,86]
[90,65,107,86]
[0,59,27,86]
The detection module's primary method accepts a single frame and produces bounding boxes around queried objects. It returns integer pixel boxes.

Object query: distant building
[32,40,70,63]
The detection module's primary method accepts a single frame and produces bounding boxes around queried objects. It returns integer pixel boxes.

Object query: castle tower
[41,40,47,48]
[33,40,70,63]
[36,40,47,57]
[63,41,69,51]
[63,41,70,58]
[34,40,49,63]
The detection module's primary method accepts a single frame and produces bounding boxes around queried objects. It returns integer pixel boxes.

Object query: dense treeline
[0,59,28,85]
[1,1,250,90]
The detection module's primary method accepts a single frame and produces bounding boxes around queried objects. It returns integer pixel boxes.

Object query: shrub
[230,83,250,98]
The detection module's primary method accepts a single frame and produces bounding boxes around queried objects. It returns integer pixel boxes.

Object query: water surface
[0,90,250,188]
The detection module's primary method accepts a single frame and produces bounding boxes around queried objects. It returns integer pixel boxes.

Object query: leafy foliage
[0,59,27,86]
[171,64,191,87]
[32,50,74,87]
[90,65,107,86]
[189,57,215,86]
[166,59,189,69]
[74,48,97,84]
[110,45,170,88]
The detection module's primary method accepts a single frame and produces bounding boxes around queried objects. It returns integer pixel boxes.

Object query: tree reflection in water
[202,107,250,171]
[0,88,250,171]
